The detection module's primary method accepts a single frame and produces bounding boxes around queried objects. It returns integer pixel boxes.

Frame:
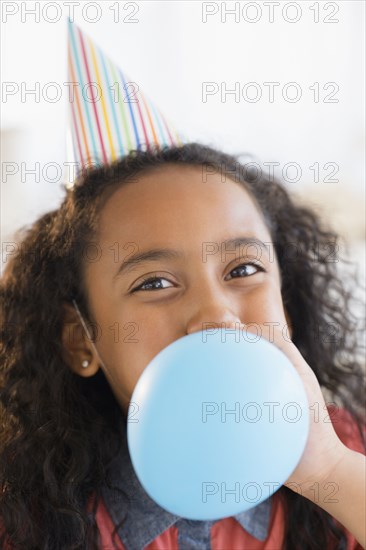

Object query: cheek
[98,310,173,392]
[240,284,287,328]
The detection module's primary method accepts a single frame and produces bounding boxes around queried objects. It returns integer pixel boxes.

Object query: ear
[61,303,101,377]
[284,307,293,340]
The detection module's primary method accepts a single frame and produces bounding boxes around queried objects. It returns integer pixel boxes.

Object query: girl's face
[63,164,290,414]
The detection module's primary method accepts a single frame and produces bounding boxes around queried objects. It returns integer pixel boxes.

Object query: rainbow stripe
[67,19,184,176]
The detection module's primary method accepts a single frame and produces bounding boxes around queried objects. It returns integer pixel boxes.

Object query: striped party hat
[66,19,184,185]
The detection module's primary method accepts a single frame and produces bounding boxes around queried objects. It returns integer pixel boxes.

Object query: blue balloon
[127,328,309,520]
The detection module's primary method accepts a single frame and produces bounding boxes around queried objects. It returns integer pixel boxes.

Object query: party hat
[66,19,184,183]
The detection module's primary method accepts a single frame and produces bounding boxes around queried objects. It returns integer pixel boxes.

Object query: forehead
[97,164,272,248]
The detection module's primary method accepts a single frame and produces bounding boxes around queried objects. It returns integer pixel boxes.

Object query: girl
[0,142,365,550]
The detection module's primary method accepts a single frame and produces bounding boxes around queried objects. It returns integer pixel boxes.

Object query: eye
[131,262,264,293]
[131,275,174,292]
[225,262,265,281]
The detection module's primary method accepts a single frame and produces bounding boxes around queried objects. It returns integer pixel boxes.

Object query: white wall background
[1,1,365,290]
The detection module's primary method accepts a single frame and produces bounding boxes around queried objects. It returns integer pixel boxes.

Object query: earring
[81,360,90,369]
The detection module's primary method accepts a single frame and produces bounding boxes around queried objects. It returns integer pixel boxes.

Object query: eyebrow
[113,236,270,281]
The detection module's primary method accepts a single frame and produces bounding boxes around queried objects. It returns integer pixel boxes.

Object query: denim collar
[101,418,272,550]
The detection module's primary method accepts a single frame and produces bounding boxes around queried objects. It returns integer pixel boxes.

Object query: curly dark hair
[0,142,365,550]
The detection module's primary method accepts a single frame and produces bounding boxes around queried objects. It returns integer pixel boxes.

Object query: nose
[186,302,244,336]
